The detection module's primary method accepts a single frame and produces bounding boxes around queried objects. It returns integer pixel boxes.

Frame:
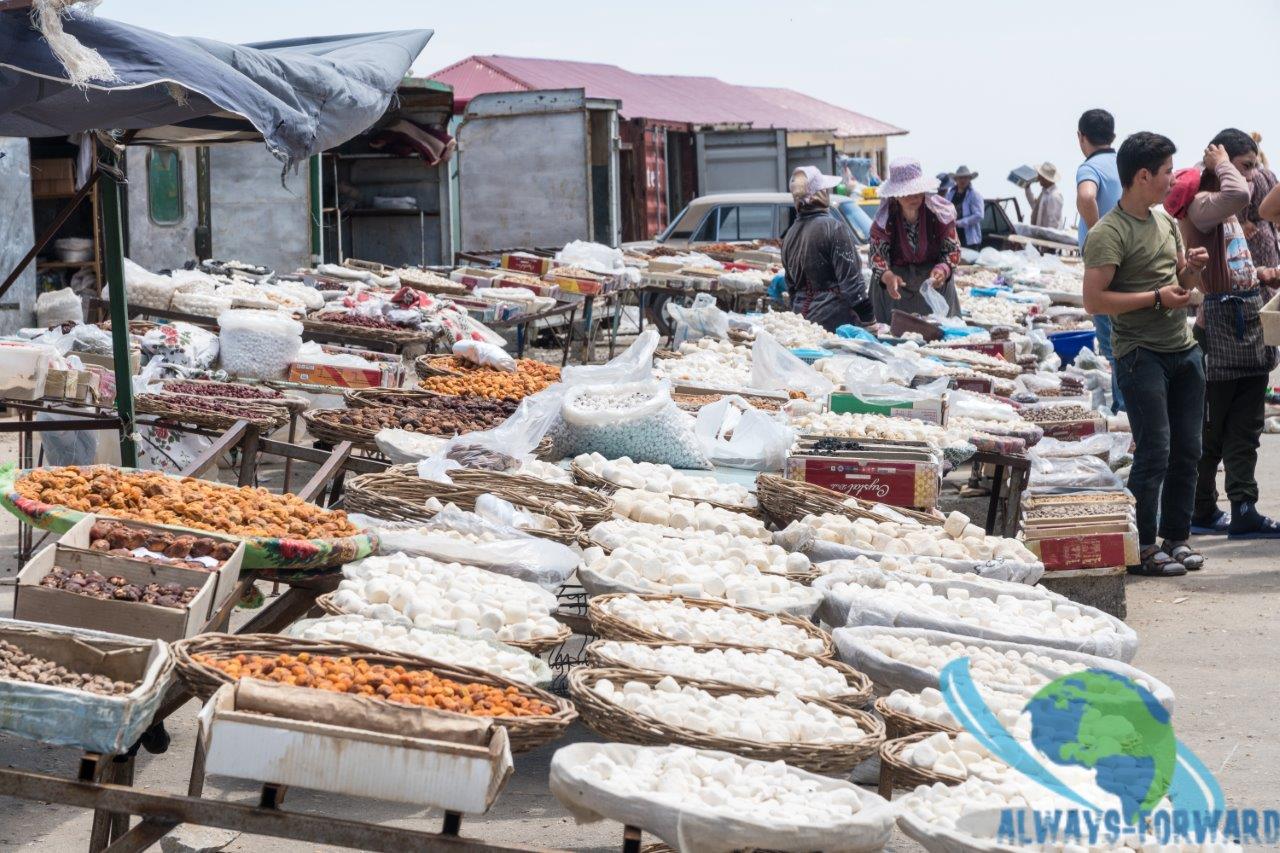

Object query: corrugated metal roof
[429,55,906,138]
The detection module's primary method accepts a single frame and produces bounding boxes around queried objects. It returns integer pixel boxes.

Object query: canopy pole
[99,164,137,468]
[309,154,323,263]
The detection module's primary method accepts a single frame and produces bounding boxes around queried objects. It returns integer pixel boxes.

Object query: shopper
[868,157,963,323]
[1076,109,1126,411]
[1242,135,1280,299]
[1082,132,1210,577]
[943,166,984,249]
[781,166,872,331]
[1168,130,1280,538]
[1025,162,1064,229]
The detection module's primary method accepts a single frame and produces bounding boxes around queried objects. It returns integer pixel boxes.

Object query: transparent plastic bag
[35,288,83,327]
[693,395,793,471]
[36,412,98,465]
[948,388,1020,422]
[1027,453,1123,490]
[217,309,302,379]
[558,379,710,469]
[844,374,948,407]
[922,282,951,318]
[667,293,729,347]
[452,339,516,371]
[749,331,833,398]
[561,329,658,387]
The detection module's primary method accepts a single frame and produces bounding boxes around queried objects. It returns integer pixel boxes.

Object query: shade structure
[0,8,433,466]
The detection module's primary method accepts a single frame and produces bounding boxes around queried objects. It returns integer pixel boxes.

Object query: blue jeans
[1092,314,1125,412]
[1116,345,1205,545]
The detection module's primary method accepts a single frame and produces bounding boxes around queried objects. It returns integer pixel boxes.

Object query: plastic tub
[1048,329,1096,364]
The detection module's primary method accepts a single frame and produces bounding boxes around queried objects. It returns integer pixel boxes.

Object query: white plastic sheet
[749,331,833,398]
[549,742,895,853]
[693,395,793,471]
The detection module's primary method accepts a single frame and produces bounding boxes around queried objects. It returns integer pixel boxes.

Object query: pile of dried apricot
[16,466,360,540]
[194,651,555,717]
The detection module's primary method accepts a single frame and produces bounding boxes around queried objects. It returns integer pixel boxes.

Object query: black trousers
[1194,372,1269,518]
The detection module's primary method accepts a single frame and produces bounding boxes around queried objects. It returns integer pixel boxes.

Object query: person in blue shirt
[1075,108,1125,412]
[943,166,984,249]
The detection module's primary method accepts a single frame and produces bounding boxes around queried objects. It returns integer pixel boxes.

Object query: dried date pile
[161,380,284,401]
[317,397,515,436]
[0,640,136,695]
[313,311,416,331]
[135,392,286,427]
[39,567,201,609]
[86,519,235,569]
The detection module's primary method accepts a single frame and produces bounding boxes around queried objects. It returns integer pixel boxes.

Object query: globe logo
[939,658,1224,824]
[1025,670,1175,823]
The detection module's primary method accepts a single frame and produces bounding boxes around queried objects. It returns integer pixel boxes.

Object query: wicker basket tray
[587,593,834,659]
[302,314,434,345]
[414,354,563,382]
[170,633,576,752]
[569,462,762,518]
[584,640,872,708]
[135,393,290,431]
[159,379,309,414]
[873,696,961,740]
[343,469,587,544]
[302,408,501,452]
[314,591,572,655]
[755,473,943,529]
[569,668,883,775]
[877,731,967,798]
[343,388,454,409]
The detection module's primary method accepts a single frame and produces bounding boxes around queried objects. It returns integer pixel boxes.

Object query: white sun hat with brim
[789,165,842,202]
[878,157,940,198]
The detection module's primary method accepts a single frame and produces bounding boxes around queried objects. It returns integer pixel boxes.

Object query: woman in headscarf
[868,157,963,324]
[780,166,871,330]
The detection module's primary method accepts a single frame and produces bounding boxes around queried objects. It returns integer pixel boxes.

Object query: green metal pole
[309,154,323,263]
[99,167,138,468]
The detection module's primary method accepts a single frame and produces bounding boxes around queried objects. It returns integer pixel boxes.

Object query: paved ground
[0,423,1277,852]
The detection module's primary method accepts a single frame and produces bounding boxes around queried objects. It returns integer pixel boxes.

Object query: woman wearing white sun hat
[868,157,963,324]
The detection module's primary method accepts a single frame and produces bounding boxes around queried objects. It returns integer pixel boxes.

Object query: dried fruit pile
[86,519,236,568]
[161,380,285,401]
[1020,403,1094,423]
[312,398,515,436]
[16,466,361,540]
[39,567,201,609]
[135,393,286,427]
[0,640,136,695]
[419,370,556,401]
[193,651,556,716]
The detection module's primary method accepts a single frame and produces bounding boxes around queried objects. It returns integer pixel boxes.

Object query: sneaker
[1227,502,1280,539]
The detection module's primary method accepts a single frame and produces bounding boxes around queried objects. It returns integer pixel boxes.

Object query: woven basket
[569,668,883,775]
[170,633,576,753]
[302,407,514,452]
[343,388,454,409]
[314,592,572,655]
[343,469,588,544]
[584,640,872,708]
[587,593,834,659]
[569,462,762,518]
[302,314,433,345]
[878,731,966,797]
[414,354,467,378]
[159,379,309,414]
[873,696,961,740]
[755,473,943,529]
[134,393,289,431]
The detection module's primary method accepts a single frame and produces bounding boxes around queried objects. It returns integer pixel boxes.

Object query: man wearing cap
[1025,162,1064,229]
[781,166,872,331]
[943,166,985,249]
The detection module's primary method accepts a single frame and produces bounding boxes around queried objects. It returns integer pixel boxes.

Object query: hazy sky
[97,0,1280,227]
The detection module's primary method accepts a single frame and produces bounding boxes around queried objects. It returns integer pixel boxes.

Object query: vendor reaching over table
[781,166,872,331]
[868,158,963,323]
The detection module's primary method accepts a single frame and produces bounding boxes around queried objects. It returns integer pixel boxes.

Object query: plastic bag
[922,282,951,318]
[36,412,98,465]
[1027,453,1123,491]
[554,240,626,275]
[348,506,578,590]
[558,379,711,469]
[120,259,178,310]
[561,329,658,387]
[452,338,515,371]
[666,293,729,347]
[217,309,302,379]
[140,322,220,370]
[693,395,793,471]
[832,626,1173,709]
[948,389,1020,423]
[843,373,948,407]
[35,288,84,327]
[374,429,449,464]
[749,331,833,398]
[550,743,895,853]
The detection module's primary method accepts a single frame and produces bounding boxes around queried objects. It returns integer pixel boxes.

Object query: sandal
[1189,509,1230,536]
[1162,540,1204,572]
[1227,503,1280,539]
[1128,546,1186,578]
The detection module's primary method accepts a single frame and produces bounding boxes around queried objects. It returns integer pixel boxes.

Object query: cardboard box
[288,345,404,390]
[785,448,941,511]
[500,253,553,276]
[14,544,220,642]
[929,340,1017,361]
[1024,529,1139,571]
[201,681,513,812]
[450,267,504,290]
[545,271,604,296]
[828,390,946,425]
[0,342,54,401]
[1037,418,1107,441]
[1263,292,1280,346]
[77,349,142,377]
[950,374,995,394]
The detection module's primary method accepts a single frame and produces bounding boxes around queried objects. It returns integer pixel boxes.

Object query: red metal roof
[430,55,906,138]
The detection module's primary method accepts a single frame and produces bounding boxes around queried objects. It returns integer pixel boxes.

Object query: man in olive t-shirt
[1083,132,1210,577]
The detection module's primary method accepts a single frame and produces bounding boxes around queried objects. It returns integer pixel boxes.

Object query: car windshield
[658,205,695,241]
[835,200,872,243]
